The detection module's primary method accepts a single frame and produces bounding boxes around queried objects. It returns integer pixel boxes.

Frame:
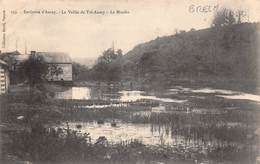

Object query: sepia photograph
[0,0,260,163]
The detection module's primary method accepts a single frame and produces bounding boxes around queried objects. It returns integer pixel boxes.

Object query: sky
[0,0,259,60]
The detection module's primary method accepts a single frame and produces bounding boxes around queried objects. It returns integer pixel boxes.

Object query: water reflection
[55,87,188,103]
[55,87,91,100]
[119,90,187,103]
[72,87,91,99]
[55,86,260,106]
[168,86,260,103]
[191,88,237,94]
[152,105,166,113]
[64,122,190,146]
[217,93,260,103]
[77,103,128,109]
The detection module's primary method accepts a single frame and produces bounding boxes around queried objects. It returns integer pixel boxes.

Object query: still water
[55,85,259,147]
[63,121,221,148]
[54,87,188,103]
[55,86,260,103]
[64,122,175,145]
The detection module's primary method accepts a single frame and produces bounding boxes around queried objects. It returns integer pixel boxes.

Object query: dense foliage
[89,48,123,82]
[72,62,90,81]
[20,55,49,88]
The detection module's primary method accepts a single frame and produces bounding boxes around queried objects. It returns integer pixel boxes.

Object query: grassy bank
[2,121,257,164]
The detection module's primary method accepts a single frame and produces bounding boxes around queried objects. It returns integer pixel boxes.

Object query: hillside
[120,23,260,83]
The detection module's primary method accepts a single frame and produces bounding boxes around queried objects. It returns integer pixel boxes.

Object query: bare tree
[236,9,248,24]
[212,8,236,27]
[212,8,248,27]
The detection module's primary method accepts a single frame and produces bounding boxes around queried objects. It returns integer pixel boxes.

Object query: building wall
[0,65,9,95]
[47,63,72,81]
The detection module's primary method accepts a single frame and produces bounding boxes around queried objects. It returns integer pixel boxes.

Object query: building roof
[36,52,72,63]
[0,51,72,65]
[1,50,21,56]
[0,51,28,63]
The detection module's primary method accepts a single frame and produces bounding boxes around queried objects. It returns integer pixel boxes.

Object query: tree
[212,8,236,27]
[72,62,89,81]
[19,55,49,103]
[236,9,248,24]
[21,55,49,88]
[137,51,166,82]
[91,48,123,82]
[212,8,248,27]
[97,48,118,64]
[116,49,123,57]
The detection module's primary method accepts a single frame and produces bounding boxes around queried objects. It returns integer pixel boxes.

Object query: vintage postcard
[0,0,260,164]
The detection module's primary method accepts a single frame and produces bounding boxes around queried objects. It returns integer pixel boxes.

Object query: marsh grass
[4,123,257,164]
[5,124,188,164]
[1,84,259,164]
